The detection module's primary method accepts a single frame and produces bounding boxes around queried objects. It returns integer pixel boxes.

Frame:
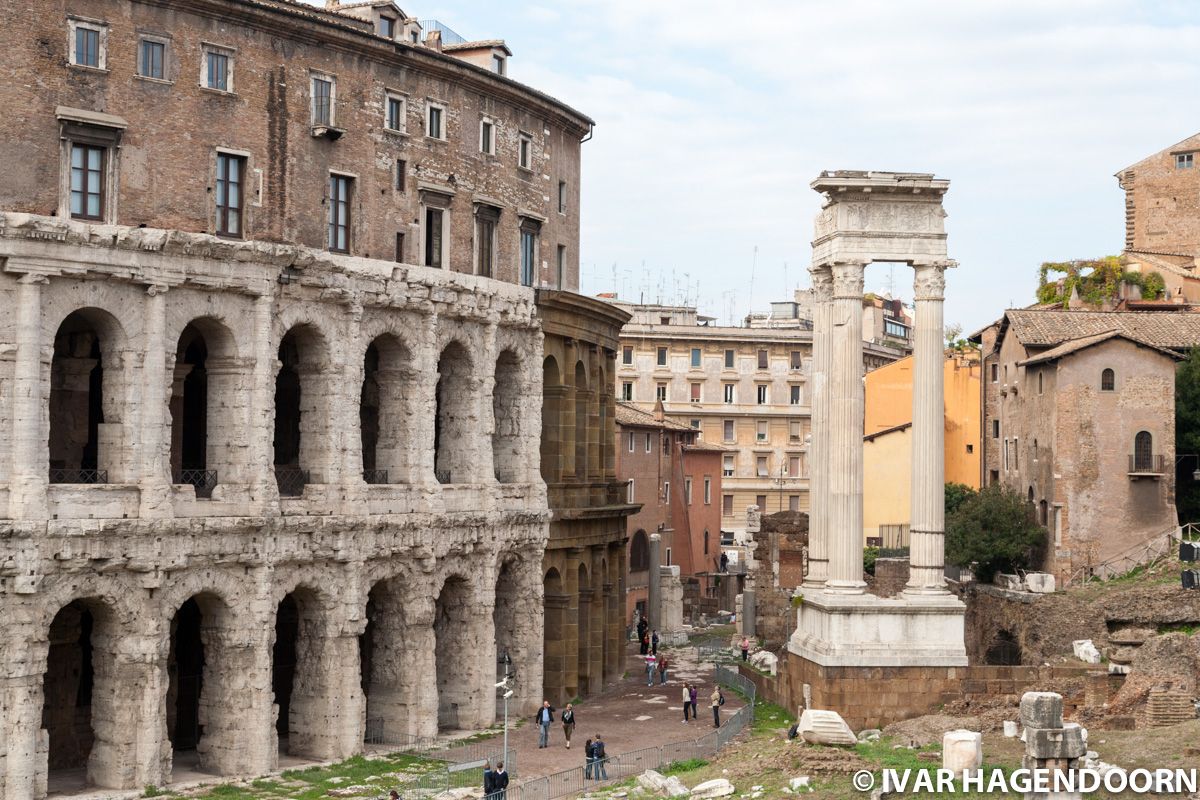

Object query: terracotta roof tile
[614,402,693,431]
[1018,329,1184,366]
[1004,308,1200,350]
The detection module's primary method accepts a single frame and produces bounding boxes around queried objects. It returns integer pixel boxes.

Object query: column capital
[16,272,50,286]
[830,261,866,299]
[807,265,834,301]
[912,262,952,301]
[145,283,170,297]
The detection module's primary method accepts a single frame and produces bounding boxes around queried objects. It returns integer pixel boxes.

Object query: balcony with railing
[1128,453,1166,478]
[174,469,218,499]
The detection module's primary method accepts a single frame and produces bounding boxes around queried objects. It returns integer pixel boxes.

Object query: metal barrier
[1062,523,1193,588]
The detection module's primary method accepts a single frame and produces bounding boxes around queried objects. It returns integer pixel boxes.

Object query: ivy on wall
[1036,256,1165,308]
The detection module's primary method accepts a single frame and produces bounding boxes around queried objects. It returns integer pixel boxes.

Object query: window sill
[199,85,236,97]
[384,127,409,137]
[517,165,535,176]
[424,135,447,143]
[68,63,110,75]
[135,74,173,85]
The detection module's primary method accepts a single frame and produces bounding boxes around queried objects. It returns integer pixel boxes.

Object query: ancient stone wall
[0,213,549,798]
[750,511,808,647]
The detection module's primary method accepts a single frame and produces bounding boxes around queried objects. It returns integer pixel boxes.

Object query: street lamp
[1177,454,1200,482]
[495,653,515,774]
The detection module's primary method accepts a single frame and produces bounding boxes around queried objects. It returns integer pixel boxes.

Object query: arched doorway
[493,350,522,483]
[361,334,410,484]
[540,356,562,483]
[49,309,124,484]
[272,588,324,760]
[573,361,588,479]
[435,342,474,484]
[274,325,329,494]
[171,319,234,497]
[359,578,412,742]
[577,563,591,696]
[494,558,520,691]
[542,568,565,704]
[434,576,472,730]
[167,593,236,778]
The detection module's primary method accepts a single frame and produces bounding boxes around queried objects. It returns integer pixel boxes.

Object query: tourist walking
[483,762,495,799]
[719,552,728,573]
[593,733,609,779]
[681,683,691,722]
[493,762,509,800]
[644,652,657,685]
[658,654,669,684]
[535,700,555,748]
[711,687,723,727]
[562,703,576,749]
[637,616,648,654]
[689,684,698,719]
[651,630,660,655]
[740,636,750,662]
[584,738,594,779]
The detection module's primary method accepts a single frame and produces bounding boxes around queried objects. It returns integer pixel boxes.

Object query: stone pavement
[502,642,747,781]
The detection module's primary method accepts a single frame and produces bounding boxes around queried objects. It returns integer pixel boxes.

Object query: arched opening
[1101,368,1115,392]
[435,341,474,484]
[167,598,205,769]
[597,361,610,478]
[542,568,565,704]
[434,576,472,730]
[360,334,411,484]
[630,530,650,572]
[985,630,1022,666]
[42,599,121,793]
[167,593,235,778]
[1134,431,1154,471]
[49,309,124,483]
[600,556,612,684]
[359,579,411,743]
[577,563,591,696]
[360,343,381,481]
[494,558,521,696]
[1039,499,1048,526]
[573,361,588,479]
[540,356,563,483]
[274,325,330,494]
[272,588,324,760]
[170,319,235,497]
[493,349,522,483]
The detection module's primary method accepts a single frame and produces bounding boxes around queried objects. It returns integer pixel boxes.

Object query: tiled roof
[682,440,733,453]
[1004,308,1200,350]
[614,402,693,431]
[863,421,911,442]
[1018,329,1184,366]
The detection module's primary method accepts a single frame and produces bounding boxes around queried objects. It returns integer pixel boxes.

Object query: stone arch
[576,562,591,695]
[630,529,650,572]
[48,307,128,483]
[985,630,1022,666]
[1134,430,1154,471]
[493,348,523,483]
[542,567,565,704]
[435,340,475,484]
[596,358,611,479]
[275,323,333,493]
[434,574,475,730]
[573,360,588,479]
[271,584,328,759]
[358,568,419,743]
[361,332,413,484]
[541,355,563,483]
[171,317,238,497]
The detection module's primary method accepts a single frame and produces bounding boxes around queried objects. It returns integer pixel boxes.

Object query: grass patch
[189,753,438,800]
[750,696,795,736]
[662,758,709,775]
[1158,622,1200,635]
[142,787,174,799]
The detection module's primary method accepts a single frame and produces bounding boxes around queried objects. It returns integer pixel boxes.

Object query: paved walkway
[506,642,746,780]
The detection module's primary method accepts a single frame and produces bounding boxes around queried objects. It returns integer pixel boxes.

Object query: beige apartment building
[610,301,904,540]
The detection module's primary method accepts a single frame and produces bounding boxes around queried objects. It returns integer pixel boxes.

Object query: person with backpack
[592,733,608,779]
[711,686,723,727]
[561,703,576,749]
[681,683,691,722]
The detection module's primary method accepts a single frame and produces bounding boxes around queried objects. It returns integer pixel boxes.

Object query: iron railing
[363,469,389,485]
[48,468,107,484]
[274,466,310,497]
[1062,523,1195,588]
[1128,454,1166,474]
[417,19,468,45]
[436,469,452,484]
[174,469,218,498]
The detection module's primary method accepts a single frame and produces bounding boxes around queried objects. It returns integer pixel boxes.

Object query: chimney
[425,28,443,52]
[325,0,340,8]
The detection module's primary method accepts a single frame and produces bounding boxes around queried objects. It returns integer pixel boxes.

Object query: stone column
[802,266,832,588]
[338,303,366,495]
[648,533,662,630]
[251,293,280,509]
[140,285,172,517]
[825,261,868,594]
[413,312,439,485]
[9,273,48,520]
[906,262,952,595]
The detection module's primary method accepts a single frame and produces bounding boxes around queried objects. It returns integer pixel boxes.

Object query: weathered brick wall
[751,511,808,646]
[1120,133,1200,255]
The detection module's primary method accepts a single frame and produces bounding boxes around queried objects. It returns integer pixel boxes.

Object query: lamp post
[1177,453,1200,482]
[495,653,514,775]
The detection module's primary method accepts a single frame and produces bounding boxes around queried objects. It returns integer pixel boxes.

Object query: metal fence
[1062,523,1193,588]
[501,665,755,800]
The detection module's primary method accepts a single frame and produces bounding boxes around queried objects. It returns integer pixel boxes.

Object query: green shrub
[946,484,1046,582]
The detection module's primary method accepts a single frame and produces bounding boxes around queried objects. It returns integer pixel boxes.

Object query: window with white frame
[69,18,106,70]
[756,420,768,442]
[703,477,711,504]
[656,383,667,402]
[724,349,735,369]
[1178,152,1194,170]
[519,218,540,286]
[137,36,167,80]
[722,455,734,477]
[756,456,769,477]
[627,479,635,503]
[723,419,734,441]
[690,383,701,403]
[385,92,407,133]
[518,132,533,169]
[790,385,801,405]
[311,73,335,127]
[756,384,768,404]
[421,191,450,268]
[789,419,802,442]
[556,245,566,289]
[327,173,352,253]
[426,101,446,139]
[623,346,633,365]
[621,381,633,401]
[480,117,496,154]
[201,44,233,92]
[657,347,668,366]
[59,111,122,224]
[69,143,105,221]
[627,432,635,452]
[723,383,734,404]
[493,53,506,74]
[645,433,652,453]
[790,350,802,370]
[474,204,499,278]
[685,478,692,504]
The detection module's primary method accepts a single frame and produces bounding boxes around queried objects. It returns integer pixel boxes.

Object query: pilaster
[9,273,48,520]
[803,266,832,588]
[139,285,172,517]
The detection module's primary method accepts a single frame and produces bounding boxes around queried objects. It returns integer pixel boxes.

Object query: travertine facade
[0,1,595,796]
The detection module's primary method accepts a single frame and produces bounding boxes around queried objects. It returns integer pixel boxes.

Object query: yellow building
[863,350,981,544]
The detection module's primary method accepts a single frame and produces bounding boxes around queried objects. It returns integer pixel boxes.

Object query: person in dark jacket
[584,738,594,779]
[483,762,495,799]
[561,703,576,749]
[535,700,555,748]
[493,762,509,799]
[592,734,608,779]
[651,630,660,655]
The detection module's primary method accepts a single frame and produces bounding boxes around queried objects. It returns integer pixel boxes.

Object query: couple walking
[482,762,509,800]
[644,652,669,685]
[534,700,578,748]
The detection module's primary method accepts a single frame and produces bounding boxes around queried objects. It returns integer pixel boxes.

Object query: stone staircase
[1146,688,1194,727]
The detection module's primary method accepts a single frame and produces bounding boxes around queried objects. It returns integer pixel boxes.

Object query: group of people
[530,700,611,781]
[679,682,724,727]
[643,652,669,685]
[636,615,659,656]
[481,761,509,800]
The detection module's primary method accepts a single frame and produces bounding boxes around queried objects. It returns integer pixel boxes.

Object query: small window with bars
[327,174,352,253]
[311,75,334,126]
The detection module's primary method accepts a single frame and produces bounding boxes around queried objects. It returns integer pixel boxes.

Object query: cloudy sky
[311,1,1200,332]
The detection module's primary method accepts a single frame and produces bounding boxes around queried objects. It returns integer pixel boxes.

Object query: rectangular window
[790,350,802,370]
[691,347,702,368]
[790,385,801,405]
[645,433,652,453]
[386,95,406,132]
[685,478,692,505]
[756,385,768,405]
[990,363,998,383]
[475,210,497,278]
[757,420,768,442]
[622,346,633,365]
[394,232,405,263]
[139,38,164,79]
[519,132,533,169]
[788,455,801,477]
[205,49,230,91]
[627,479,635,503]
[558,180,567,213]
[656,383,667,402]
[722,455,734,477]
[665,547,672,566]
[690,419,701,429]
[520,227,537,286]
[703,477,711,504]
[756,456,768,477]
[690,383,701,402]
[493,54,506,74]
[396,159,407,191]
[556,245,566,289]
[723,420,734,442]
[311,75,333,126]
[789,495,800,512]
[380,16,396,38]
[722,494,733,515]
[480,119,495,154]
[657,347,668,366]
[627,432,635,452]
[756,494,767,510]
[424,207,443,268]
[621,382,633,401]
[327,174,351,252]
[724,349,735,369]
[1178,153,1194,169]
[789,420,801,442]
[69,143,104,220]
[72,22,102,68]
[215,152,244,237]
[992,419,1000,439]
[723,383,734,404]
[757,349,768,369]
[427,103,445,139]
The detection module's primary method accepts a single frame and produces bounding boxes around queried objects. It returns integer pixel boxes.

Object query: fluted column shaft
[802,266,832,588]
[826,262,867,593]
[906,262,951,594]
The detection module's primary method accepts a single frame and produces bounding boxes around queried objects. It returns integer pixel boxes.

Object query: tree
[944,482,976,516]
[1176,347,1200,524]
[945,484,1046,582]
